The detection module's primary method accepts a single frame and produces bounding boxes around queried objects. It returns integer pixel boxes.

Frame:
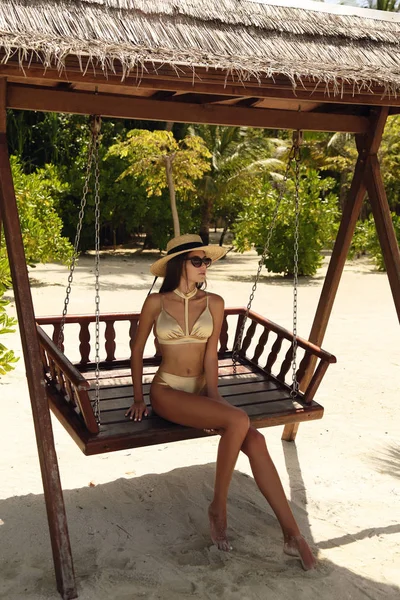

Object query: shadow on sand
[369,443,400,480]
[1,454,399,600]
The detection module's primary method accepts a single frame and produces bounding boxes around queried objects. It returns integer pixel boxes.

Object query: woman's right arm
[125,294,160,422]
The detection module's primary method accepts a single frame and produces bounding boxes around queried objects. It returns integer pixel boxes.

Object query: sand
[0,249,399,600]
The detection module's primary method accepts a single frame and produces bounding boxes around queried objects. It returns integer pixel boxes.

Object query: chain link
[57,122,97,350]
[290,133,301,399]
[58,115,102,424]
[232,131,302,402]
[93,117,102,424]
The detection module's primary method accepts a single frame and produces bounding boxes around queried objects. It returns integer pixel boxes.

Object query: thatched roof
[1,0,400,95]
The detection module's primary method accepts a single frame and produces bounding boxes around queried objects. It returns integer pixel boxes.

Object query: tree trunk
[164,155,180,237]
[219,225,228,246]
[143,231,156,249]
[199,197,213,245]
[339,171,348,212]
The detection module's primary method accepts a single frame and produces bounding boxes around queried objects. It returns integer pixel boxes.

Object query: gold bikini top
[156,288,213,345]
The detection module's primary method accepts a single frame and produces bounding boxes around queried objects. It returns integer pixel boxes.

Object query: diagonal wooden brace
[282,107,389,442]
[364,156,400,321]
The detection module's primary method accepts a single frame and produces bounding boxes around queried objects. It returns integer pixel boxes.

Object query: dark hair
[159,252,206,294]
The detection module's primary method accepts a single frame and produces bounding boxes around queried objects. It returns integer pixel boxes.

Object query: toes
[213,537,232,552]
[284,537,316,570]
[221,540,233,552]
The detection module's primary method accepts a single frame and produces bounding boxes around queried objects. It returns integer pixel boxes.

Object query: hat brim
[150,245,227,277]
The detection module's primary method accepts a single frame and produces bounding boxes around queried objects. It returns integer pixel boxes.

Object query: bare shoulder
[206,292,225,310]
[142,293,162,316]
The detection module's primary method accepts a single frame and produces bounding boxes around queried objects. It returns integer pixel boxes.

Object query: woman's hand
[125,401,149,422]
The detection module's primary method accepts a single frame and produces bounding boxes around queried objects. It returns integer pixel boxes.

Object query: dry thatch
[1,0,400,94]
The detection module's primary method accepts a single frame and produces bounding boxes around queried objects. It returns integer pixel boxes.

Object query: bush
[11,157,73,264]
[0,255,18,376]
[0,157,74,376]
[234,167,339,276]
[351,213,400,270]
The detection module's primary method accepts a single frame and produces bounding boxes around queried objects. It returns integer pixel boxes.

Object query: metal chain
[57,122,97,350]
[57,115,103,424]
[232,132,302,391]
[93,117,102,424]
[290,134,301,399]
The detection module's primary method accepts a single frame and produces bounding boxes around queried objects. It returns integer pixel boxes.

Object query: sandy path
[0,250,399,600]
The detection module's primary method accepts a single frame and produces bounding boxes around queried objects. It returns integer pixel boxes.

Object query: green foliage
[0,156,74,376]
[139,189,200,251]
[57,121,149,250]
[7,112,90,171]
[307,117,400,217]
[351,213,400,270]
[189,125,286,240]
[0,256,18,376]
[378,116,400,213]
[108,128,211,237]
[234,168,339,276]
[108,129,211,196]
[11,156,73,264]
[363,0,400,11]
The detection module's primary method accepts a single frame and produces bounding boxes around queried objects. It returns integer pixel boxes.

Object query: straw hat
[150,234,227,277]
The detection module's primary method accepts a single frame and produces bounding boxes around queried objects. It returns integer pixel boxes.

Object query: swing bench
[35,120,336,456]
[36,309,336,455]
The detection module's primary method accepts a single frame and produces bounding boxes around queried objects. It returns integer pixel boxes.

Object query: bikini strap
[206,292,209,308]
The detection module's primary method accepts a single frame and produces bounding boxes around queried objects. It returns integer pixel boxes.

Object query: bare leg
[241,427,316,570]
[151,382,250,551]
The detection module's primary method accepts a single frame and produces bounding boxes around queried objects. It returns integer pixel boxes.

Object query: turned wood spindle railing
[36,308,336,429]
[105,321,116,362]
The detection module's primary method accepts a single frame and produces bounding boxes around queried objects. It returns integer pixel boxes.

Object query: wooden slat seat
[36,308,336,455]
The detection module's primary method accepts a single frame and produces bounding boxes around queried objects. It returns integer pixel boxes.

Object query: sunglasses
[185,256,212,268]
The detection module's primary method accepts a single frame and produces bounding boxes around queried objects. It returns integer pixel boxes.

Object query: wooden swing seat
[36,308,336,456]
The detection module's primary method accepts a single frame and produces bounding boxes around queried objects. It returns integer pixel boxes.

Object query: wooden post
[0,79,77,599]
[282,107,389,442]
[364,156,400,321]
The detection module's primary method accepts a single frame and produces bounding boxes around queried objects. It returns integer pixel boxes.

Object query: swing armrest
[36,325,90,390]
[37,325,99,434]
[228,308,336,399]
[242,309,336,364]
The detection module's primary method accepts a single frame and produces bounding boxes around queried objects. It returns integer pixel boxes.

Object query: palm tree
[190,125,285,244]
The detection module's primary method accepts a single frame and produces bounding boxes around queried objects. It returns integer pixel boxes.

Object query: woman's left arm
[204,294,226,401]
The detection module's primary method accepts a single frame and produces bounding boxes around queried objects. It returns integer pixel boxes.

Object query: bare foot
[208,504,232,552]
[283,535,317,570]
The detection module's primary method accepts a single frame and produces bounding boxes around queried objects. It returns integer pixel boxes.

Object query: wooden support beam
[168,92,240,104]
[282,106,389,442]
[6,84,369,133]
[364,156,400,321]
[0,78,77,600]
[1,61,400,108]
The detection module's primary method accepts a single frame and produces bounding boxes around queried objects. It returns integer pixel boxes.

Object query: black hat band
[167,241,205,256]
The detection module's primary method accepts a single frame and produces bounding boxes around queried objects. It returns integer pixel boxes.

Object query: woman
[126,234,316,569]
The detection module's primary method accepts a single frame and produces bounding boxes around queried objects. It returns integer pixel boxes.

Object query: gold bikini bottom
[154,370,207,395]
